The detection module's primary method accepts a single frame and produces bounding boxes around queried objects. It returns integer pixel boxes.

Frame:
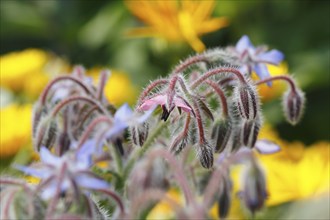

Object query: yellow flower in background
[125,0,229,52]
[231,124,329,208]
[147,188,182,220]
[0,49,69,98]
[88,68,138,107]
[0,104,32,158]
[253,62,288,102]
[258,141,330,206]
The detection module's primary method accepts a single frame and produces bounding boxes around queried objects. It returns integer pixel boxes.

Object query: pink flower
[138,94,193,121]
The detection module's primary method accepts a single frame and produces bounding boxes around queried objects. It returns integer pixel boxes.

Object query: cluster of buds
[134,36,305,169]
[0,36,306,219]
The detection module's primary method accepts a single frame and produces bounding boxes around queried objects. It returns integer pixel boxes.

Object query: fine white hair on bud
[130,122,149,147]
[282,88,305,125]
[196,141,214,169]
[234,83,260,120]
[241,116,262,149]
[211,118,233,153]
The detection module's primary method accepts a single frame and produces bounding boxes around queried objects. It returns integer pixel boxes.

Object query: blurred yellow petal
[178,11,205,52]
[125,0,228,52]
[0,49,48,92]
[0,104,32,158]
[147,188,183,220]
[88,68,137,107]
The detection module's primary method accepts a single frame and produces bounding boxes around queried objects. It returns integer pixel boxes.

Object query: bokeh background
[1,0,329,219]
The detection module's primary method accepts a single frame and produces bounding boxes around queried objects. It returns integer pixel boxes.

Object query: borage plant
[0,36,305,219]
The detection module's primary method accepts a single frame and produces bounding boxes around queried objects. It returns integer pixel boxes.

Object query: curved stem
[191,67,246,89]
[129,189,183,219]
[172,55,209,75]
[97,70,110,101]
[40,76,94,105]
[50,96,108,117]
[76,116,113,150]
[205,79,228,117]
[137,79,168,106]
[255,75,297,93]
[96,188,125,215]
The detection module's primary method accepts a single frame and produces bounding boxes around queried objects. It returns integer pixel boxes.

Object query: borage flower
[15,146,109,200]
[138,94,193,121]
[231,35,284,85]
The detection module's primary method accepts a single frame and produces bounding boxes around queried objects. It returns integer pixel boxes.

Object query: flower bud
[218,175,232,219]
[241,160,267,214]
[282,88,305,125]
[211,118,232,153]
[170,134,188,155]
[196,141,214,168]
[234,83,260,120]
[131,122,149,146]
[241,117,262,149]
[33,117,57,151]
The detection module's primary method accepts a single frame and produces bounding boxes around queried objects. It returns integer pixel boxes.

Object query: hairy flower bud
[241,117,262,149]
[282,88,305,125]
[241,160,267,214]
[234,83,260,120]
[131,122,149,146]
[196,141,214,169]
[34,117,57,151]
[218,175,232,219]
[211,118,232,153]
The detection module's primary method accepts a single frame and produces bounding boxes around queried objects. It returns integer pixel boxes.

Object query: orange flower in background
[125,0,229,52]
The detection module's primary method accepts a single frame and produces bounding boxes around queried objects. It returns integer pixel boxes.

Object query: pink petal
[174,96,192,112]
[138,94,167,111]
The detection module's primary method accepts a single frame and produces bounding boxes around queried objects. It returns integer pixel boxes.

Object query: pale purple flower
[233,35,284,86]
[254,139,281,154]
[102,103,155,139]
[15,146,109,200]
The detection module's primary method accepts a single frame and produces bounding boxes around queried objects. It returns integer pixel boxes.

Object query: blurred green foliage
[1,0,329,144]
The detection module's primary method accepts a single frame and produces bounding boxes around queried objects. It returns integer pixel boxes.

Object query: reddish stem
[76,116,113,150]
[137,79,168,106]
[51,96,107,117]
[205,80,228,117]
[172,55,209,75]
[40,76,94,105]
[191,67,246,89]
[255,75,297,93]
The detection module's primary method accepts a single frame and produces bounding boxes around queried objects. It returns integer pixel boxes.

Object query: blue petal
[236,35,253,53]
[76,174,109,190]
[40,147,61,166]
[114,103,133,123]
[14,164,49,178]
[255,140,281,154]
[76,139,96,167]
[104,122,127,139]
[136,105,156,123]
[257,49,284,65]
[254,63,272,86]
